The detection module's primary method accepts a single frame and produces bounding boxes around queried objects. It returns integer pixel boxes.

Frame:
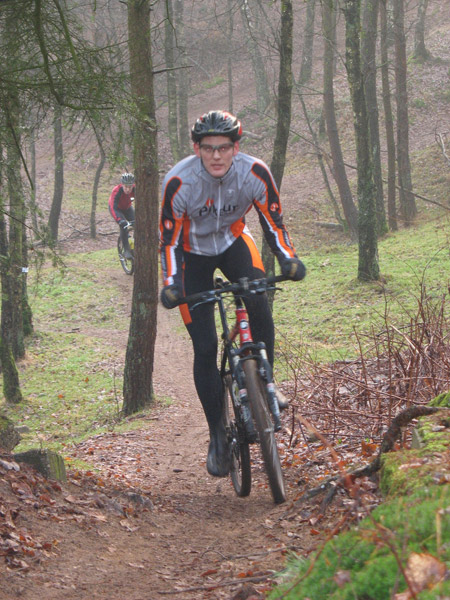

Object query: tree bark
[239,0,270,114]
[413,0,431,62]
[393,0,417,225]
[361,0,387,236]
[123,0,159,416]
[342,0,379,281]
[262,0,293,304]
[227,0,234,113]
[299,0,315,86]
[174,0,190,158]
[165,0,179,163]
[322,0,359,240]
[90,124,105,239]
[379,0,397,231]
[48,102,64,241]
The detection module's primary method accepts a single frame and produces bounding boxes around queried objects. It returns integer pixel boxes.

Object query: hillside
[2,2,450,599]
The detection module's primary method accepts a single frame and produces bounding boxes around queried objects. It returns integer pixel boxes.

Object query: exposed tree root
[296,405,444,512]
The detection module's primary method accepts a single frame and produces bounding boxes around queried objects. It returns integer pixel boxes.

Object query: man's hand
[280,257,306,281]
[160,284,182,309]
[119,219,129,229]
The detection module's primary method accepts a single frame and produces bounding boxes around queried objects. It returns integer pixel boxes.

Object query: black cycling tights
[182,235,274,432]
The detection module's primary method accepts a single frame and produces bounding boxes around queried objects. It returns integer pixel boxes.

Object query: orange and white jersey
[159,152,297,286]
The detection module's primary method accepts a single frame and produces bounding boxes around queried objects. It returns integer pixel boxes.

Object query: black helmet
[191,110,242,143]
[121,172,135,185]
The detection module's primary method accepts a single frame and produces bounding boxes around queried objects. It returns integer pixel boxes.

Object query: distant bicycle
[117,221,135,275]
[175,274,291,504]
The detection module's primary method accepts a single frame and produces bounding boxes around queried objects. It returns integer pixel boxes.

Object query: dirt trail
[2,264,334,600]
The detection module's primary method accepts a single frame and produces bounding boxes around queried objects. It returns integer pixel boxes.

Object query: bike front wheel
[117,236,134,275]
[243,359,286,504]
[223,374,251,497]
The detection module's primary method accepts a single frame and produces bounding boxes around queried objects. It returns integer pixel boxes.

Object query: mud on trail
[1,254,346,600]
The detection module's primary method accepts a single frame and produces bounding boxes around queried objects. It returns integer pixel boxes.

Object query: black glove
[160,284,182,309]
[119,219,129,229]
[280,257,306,281]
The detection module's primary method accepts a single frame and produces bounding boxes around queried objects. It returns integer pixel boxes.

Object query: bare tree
[393,0,417,225]
[47,103,64,241]
[123,0,159,416]
[165,0,180,162]
[342,0,379,281]
[413,0,431,62]
[298,0,316,86]
[362,0,387,236]
[380,0,397,231]
[239,0,271,114]
[262,0,294,293]
[174,0,190,158]
[322,0,359,239]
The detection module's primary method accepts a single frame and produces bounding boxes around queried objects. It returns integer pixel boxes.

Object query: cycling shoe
[206,424,230,477]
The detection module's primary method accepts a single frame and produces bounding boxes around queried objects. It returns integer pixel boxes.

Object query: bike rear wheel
[223,374,251,497]
[243,359,286,504]
[117,235,134,275]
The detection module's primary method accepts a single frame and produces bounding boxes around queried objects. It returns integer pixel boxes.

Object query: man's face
[122,184,133,194]
[194,135,239,178]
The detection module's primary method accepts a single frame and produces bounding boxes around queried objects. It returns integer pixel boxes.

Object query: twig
[157,572,273,595]
[296,405,443,510]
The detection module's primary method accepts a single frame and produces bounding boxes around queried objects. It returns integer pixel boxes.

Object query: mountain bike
[117,221,135,275]
[175,274,290,504]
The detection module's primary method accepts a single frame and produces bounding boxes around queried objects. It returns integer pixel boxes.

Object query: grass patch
[273,216,450,364]
[269,486,450,600]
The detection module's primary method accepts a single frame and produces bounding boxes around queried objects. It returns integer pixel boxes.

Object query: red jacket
[108,184,135,223]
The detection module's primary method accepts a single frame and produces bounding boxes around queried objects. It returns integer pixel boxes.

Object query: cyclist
[109,173,136,259]
[159,110,306,478]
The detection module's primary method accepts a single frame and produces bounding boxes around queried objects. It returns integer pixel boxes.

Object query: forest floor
[0,244,378,600]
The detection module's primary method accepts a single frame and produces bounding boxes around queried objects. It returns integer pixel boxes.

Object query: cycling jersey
[159,152,297,286]
[108,184,135,223]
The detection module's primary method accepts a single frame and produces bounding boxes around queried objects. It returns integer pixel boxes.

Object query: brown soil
[1,261,351,600]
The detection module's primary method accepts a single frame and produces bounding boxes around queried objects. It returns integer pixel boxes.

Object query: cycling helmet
[191,110,242,143]
[120,173,135,185]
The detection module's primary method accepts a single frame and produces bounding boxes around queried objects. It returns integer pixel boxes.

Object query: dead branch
[296,405,443,511]
[435,129,450,167]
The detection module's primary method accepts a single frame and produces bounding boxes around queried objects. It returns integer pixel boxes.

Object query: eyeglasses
[199,143,234,155]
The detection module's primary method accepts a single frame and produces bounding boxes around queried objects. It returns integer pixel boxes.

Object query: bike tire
[117,236,134,275]
[243,359,286,504]
[223,374,251,497]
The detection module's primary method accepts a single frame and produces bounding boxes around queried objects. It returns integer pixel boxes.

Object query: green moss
[380,449,434,496]
[429,391,450,408]
[270,487,450,600]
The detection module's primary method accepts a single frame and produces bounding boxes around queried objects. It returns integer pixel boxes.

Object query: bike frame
[217,282,282,434]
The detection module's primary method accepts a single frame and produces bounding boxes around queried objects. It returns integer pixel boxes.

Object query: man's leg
[182,253,230,477]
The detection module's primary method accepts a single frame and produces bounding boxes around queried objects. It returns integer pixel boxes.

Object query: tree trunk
[322,0,359,240]
[48,102,64,241]
[393,0,417,225]
[379,0,397,231]
[299,0,315,85]
[90,125,106,239]
[343,0,379,281]
[239,0,270,114]
[263,0,293,303]
[0,184,23,404]
[413,0,431,62]
[227,0,234,113]
[174,0,190,158]
[21,221,33,337]
[5,108,25,359]
[361,0,387,236]
[165,0,179,163]
[123,0,159,416]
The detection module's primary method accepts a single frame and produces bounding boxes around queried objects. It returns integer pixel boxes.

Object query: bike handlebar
[173,274,289,308]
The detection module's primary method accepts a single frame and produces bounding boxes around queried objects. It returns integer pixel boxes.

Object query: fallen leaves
[393,552,447,599]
